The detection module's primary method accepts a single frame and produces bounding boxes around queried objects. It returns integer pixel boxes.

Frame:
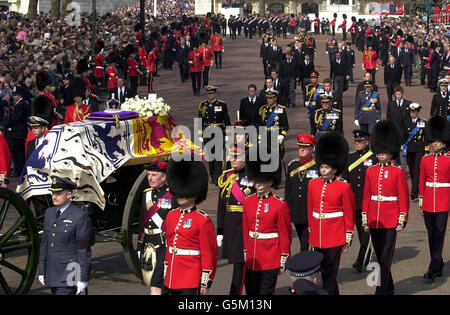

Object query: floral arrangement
[120,95,171,117]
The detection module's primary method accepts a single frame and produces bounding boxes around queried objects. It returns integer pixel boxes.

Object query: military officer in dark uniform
[217,146,255,295]
[401,103,427,201]
[285,134,319,251]
[198,86,231,185]
[38,176,92,295]
[430,79,450,119]
[310,95,343,140]
[137,159,178,294]
[354,80,381,134]
[341,130,378,272]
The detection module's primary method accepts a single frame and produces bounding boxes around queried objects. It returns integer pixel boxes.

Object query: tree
[27,0,38,20]
[62,0,72,14]
[51,0,61,19]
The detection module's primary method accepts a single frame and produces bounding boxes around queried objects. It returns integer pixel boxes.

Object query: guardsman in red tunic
[94,40,105,88]
[362,120,409,295]
[420,116,450,280]
[164,159,217,295]
[188,45,203,95]
[210,28,224,69]
[35,70,62,127]
[217,146,255,295]
[64,78,91,124]
[126,44,142,98]
[349,16,357,44]
[340,14,347,40]
[0,132,11,188]
[331,13,337,36]
[308,132,355,295]
[198,34,213,88]
[146,47,157,93]
[243,159,292,295]
[106,53,119,96]
[362,40,378,83]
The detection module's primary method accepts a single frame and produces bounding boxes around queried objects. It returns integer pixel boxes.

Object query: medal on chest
[214,106,222,112]
[306,170,319,179]
[183,218,192,229]
[158,198,172,209]
[363,159,373,167]
[264,203,269,213]
[384,170,389,179]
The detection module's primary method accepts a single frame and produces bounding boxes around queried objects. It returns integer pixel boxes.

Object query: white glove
[137,251,141,259]
[224,136,229,142]
[304,101,310,107]
[325,51,328,54]
[222,49,224,53]
[354,120,359,127]
[217,235,223,247]
[76,281,88,295]
[277,135,285,143]
[198,137,204,143]
[38,275,45,286]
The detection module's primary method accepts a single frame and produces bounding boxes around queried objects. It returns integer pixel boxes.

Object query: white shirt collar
[58,202,71,215]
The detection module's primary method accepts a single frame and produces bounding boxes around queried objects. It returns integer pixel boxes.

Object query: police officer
[419,116,450,280]
[310,95,343,140]
[198,86,231,185]
[217,146,255,295]
[137,159,178,294]
[354,80,381,134]
[285,134,319,251]
[341,130,377,272]
[401,103,427,201]
[38,176,92,295]
[308,132,355,295]
[362,120,410,295]
[164,159,218,295]
[243,159,292,295]
[286,251,328,295]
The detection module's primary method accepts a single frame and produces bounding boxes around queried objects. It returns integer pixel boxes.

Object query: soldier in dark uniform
[341,130,378,272]
[285,134,319,251]
[217,146,255,295]
[354,80,381,134]
[430,79,450,119]
[304,32,316,63]
[137,159,178,294]
[310,95,343,140]
[400,103,427,201]
[38,176,92,295]
[198,86,231,185]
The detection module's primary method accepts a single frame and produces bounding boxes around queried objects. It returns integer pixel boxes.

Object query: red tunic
[308,178,355,249]
[164,207,217,290]
[341,19,347,30]
[331,17,336,27]
[362,50,378,70]
[349,22,357,34]
[419,152,450,213]
[242,193,292,271]
[362,163,410,229]
[64,104,92,124]
[127,57,139,77]
[210,35,223,52]
[0,133,11,181]
[107,66,118,89]
[41,92,60,127]
[94,53,104,79]
[197,45,213,67]
[146,51,156,72]
[188,50,203,73]
[138,47,147,68]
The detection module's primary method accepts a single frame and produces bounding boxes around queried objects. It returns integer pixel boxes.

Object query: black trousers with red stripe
[315,246,342,295]
[424,211,448,273]
[245,268,278,295]
[370,227,397,295]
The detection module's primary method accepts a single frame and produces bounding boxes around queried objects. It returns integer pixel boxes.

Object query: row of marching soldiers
[135,116,449,295]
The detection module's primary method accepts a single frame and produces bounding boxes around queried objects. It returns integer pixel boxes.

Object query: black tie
[56,209,61,219]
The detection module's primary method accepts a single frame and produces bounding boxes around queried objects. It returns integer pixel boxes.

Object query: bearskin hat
[134,23,142,32]
[425,116,450,146]
[370,120,402,159]
[35,70,52,91]
[77,58,90,75]
[95,40,104,54]
[333,13,337,17]
[31,95,53,125]
[199,32,208,45]
[166,159,209,204]
[107,52,118,64]
[69,77,87,99]
[246,159,281,188]
[396,28,404,38]
[343,14,347,19]
[406,35,414,44]
[161,25,169,36]
[351,16,356,22]
[125,44,137,56]
[314,132,349,176]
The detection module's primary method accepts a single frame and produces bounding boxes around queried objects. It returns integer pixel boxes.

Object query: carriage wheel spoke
[1,241,33,254]
[0,272,13,295]
[0,199,11,230]
[0,260,27,277]
[0,216,26,247]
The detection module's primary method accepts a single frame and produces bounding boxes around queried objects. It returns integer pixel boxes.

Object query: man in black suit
[399,44,415,86]
[430,79,450,118]
[386,86,411,130]
[391,41,404,81]
[330,51,349,98]
[239,84,263,127]
[345,42,356,83]
[4,86,28,176]
[429,44,443,93]
[279,53,298,107]
[176,38,191,83]
[270,69,288,106]
[114,77,132,105]
[267,38,283,72]
[260,36,271,76]
[384,56,402,101]
[298,53,315,92]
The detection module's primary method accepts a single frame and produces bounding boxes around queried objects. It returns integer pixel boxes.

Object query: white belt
[371,196,398,202]
[426,182,450,188]
[144,228,162,235]
[249,231,279,239]
[95,66,104,69]
[313,211,344,219]
[169,246,201,256]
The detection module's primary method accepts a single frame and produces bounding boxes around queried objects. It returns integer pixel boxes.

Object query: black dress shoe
[424,270,437,280]
[352,263,363,273]
[436,270,443,277]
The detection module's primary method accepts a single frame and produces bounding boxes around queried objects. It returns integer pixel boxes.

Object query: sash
[142,190,173,231]
[361,92,378,109]
[327,39,336,49]
[230,173,248,204]
[316,111,339,139]
[267,106,281,127]
[348,151,374,172]
[401,120,424,156]
[290,160,316,177]
[305,37,314,48]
